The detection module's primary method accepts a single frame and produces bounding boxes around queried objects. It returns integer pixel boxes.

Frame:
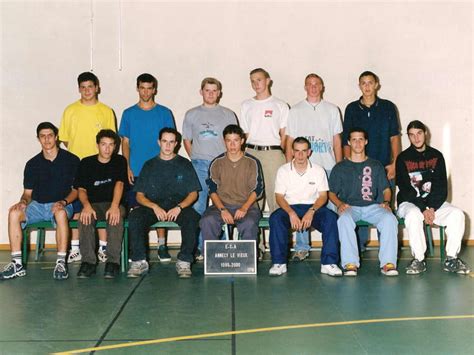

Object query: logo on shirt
[199,122,218,138]
[308,181,316,185]
[361,166,373,201]
[176,174,184,183]
[94,178,112,187]
[264,110,273,118]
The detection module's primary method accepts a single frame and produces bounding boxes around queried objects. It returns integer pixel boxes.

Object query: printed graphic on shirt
[264,110,273,118]
[361,166,373,201]
[308,137,333,154]
[404,158,438,198]
[199,122,219,139]
[94,178,112,187]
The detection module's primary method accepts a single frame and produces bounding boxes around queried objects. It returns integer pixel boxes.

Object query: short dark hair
[292,137,311,149]
[359,71,379,83]
[77,72,99,86]
[406,120,427,133]
[159,127,181,143]
[136,73,157,89]
[36,122,58,138]
[96,129,120,146]
[348,127,368,140]
[250,68,270,79]
[223,124,245,140]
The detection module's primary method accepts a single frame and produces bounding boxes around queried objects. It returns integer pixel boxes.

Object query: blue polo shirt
[118,104,175,176]
[342,97,400,166]
[24,148,80,203]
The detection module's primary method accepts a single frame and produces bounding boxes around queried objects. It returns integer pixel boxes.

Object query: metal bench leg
[121,228,128,273]
[439,226,445,261]
[35,228,45,261]
[424,224,434,257]
[22,229,29,265]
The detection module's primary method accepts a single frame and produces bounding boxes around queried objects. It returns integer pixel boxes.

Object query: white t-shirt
[240,96,289,146]
[287,99,342,171]
[275,160,329,205]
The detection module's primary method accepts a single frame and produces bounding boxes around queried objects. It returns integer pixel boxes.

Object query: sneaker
[77,262,96,278]
[443,257,471,274]
[104,262,120,279]
[98,248,107,263]
[0,261,26,280]
[67,250,82,263]
[381,263,399,276]
[53,261,69,280]
[343,263,358,276]
[158,245,171,262]
[195,250,204,262]
[269,263,287,276]
[127,260,149,278]
[321,264,343,277]
[176,260,192,278]
[292,250,309,262]
[406,259,426,275]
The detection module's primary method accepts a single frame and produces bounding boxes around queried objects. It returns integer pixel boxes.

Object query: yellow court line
[54,314,474,354]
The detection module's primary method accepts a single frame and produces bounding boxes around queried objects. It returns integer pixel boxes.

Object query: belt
[246,144,282,151]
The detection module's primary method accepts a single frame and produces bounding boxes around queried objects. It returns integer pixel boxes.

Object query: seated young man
[329,128,398,277]
[75,130,128,279]
[1,122,79,280]
[127,128,201,278]
[269,137,341,276]
[396,120,470,275]
[199,124,263,252]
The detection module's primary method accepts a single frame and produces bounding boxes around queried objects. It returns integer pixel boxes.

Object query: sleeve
[328,165,340,194]
[23,160,36,190]
[280,102,289,129]
[240,101,250,133]
[252,157,265,199]
[388,101,400,137]
[332,106,343,135]
[134,161,150,193]
[341,105,353,146]
[58,108,70,142]
[184,160,201,193]
[116,156,128,183]
[274,166,287,195]
[118,110,130,138]
[164,108,176,129]
[317,167,329,192]
[395,154,425,210]
[426,153,448,210]
[207,158,220,194]
[376,162,390,195]
[73,159,88,190]
[105,107,117,132]
[286,109,297,138]
[182,110,193,140]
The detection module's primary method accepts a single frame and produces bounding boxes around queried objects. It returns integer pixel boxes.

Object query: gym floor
[0,246,473,355]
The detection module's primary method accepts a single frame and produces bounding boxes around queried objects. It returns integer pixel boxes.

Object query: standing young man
[119,73,175,262]
[268,137,341,277]
[59,72,116,263]
[342,71,401,251]
[127,128,201,278]
[396,120,470,274]
[329,128,399,276]
[182,77,238,258]
[75,130,128,279]
[1,122,79,280]
[200,125,264,250]
[286,73,343,261]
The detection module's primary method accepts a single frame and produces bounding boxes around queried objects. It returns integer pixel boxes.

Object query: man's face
[137,82,156,103]
[348,131,368,154]
[358,75,379,97]
[38,129,57,150]
[97,137,116,160]
[304,77,324,100]
[408,128,426,150]
[158,132,178,158]
[224,133,244,155]
[200,83,220,106]
[292,142,311,164]
[250,72,270,95]
[78,80,99,101]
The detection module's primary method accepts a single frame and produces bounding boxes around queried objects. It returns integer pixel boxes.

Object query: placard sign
[204,240,257,275]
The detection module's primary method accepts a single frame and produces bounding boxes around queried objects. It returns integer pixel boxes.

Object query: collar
[357,96,379,110]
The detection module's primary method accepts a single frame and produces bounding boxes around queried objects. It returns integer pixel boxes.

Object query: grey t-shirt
[329,158,389,207]
[182,105,238,161]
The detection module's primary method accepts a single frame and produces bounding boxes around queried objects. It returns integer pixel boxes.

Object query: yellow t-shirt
[59,100,116,159]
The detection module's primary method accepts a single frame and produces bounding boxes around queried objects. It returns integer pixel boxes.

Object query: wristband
[309,207,316,212]
[176,204,183,211]
[62,199,69,205]
[383,200,390,205]
[219,207,227,212]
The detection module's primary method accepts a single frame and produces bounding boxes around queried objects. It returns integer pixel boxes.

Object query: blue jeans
[270,205,339,265]
[22,200,73,228]
[191,159,211,251]
[338,204,398,268]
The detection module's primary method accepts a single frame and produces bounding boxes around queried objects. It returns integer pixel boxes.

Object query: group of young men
[1,68,470,281]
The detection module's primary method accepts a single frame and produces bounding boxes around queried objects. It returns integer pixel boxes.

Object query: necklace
[307,100,321,111]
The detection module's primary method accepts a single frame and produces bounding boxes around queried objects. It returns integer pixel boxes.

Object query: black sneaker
[53,261,69,280]
[443,257,471,274]
[0,261,26,280]
[405,259,426,275]
[77,262,96,278]
[104,262,120,279]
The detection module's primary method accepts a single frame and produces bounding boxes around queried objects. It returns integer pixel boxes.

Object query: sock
[99,240,107,251]
[157,237,165,247]
[57,252,66,264]
[11,251,22,266]
[71,240,79,251]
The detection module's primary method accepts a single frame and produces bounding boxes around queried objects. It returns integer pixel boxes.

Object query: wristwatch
[219,207,227,212]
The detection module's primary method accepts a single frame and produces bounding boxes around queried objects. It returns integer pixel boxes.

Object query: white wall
[1,0,472,245]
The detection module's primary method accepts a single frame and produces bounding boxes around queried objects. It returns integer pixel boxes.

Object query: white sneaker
[321,264,343,277]
[269,263,287,276]
[67,250,82,263]
[98,248,107,263]
[127,260,149,278]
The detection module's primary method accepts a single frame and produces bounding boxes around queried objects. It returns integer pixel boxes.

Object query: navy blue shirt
[134,155,201,210]
[343,97,400,166]
[24,148,80,203]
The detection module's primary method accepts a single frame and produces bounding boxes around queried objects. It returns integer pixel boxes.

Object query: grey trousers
[78,202,126,264]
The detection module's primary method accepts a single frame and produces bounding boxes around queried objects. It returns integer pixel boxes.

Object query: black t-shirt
[24,149,80,203]
[74,154,128,203]
[134,155,201,210]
